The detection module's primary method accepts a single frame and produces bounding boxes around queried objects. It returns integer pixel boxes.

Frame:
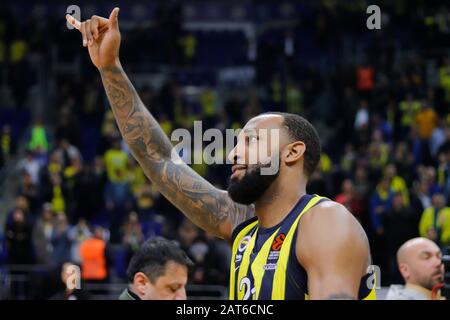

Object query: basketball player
[66,8,375,300]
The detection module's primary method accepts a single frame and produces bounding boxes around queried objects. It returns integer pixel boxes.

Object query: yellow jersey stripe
[229,220,258,299]
[251,228,280,299]
[272,195,325,299]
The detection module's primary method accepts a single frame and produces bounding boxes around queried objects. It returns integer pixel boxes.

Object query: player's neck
[254,175,306,229]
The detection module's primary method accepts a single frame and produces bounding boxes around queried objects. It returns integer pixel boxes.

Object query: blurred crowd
[1,0,450,298]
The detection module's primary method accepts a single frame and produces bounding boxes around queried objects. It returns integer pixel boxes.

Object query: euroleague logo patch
[271,233,286,251]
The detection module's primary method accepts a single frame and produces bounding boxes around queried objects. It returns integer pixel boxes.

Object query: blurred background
[0,0,449,299]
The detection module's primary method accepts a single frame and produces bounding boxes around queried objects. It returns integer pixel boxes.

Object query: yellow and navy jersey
[229,194,376,300]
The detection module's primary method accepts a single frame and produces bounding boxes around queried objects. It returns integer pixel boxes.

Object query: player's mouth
[231,165,247,180]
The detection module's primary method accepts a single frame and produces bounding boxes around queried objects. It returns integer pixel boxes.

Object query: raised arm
[66,8,253,241]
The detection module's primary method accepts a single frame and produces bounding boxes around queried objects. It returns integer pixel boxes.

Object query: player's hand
[66,7,121,69]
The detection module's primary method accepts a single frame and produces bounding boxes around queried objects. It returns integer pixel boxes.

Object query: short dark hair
[264,112,321,177]
[126,237,194,284]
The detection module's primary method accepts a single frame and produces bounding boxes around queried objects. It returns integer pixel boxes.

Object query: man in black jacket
[384,192,420,284]
[119,237,193,300]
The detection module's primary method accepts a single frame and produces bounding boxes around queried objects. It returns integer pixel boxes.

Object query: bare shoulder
[300,200,368,242]
[297,200,370,273]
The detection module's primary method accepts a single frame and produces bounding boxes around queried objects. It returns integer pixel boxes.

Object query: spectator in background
[41,151,64,186]
[385,164,410,207]
[356,62,375,99]
[10,31,29,108]
[19,150,41,185]
[135,180,160,222]
[79,226,110,293]
[122,211,145,264]
[5,208,34,265]
[54,139,82,169]
[368,129,390,173]
[437,126,450,158]
[179,31,196,67]
[415,103,438,165]
[201,232,231,286]
[384,193,420,284]
[370,177,394,236]
[335,179,363,220]
[340,143,356,173]
[51,213,72,266]
[63,156,82,222]
[393,142,415,187]
[1,124,15,164]
[126,157,146,200]
[177,219,205,283]
[55,104,80,148]
[120,237,193,300]
[399,93,421,135]
[439,150,450,203]
[100,111,120,153]
[177,219,200,255]
[386,238,445,300]
[354,100,370,146]
[32,203,54,265]
[438,57,450,104]
[18,171,39,215]
[370,177,394,284]
[72,161,107,222]
[68,218,92,265]
[27,118,49,155]
[423,166,442,196]
[371,113,393,144]
[411,180,432,216]
[353,165,371,199]
[103,138,131,210]
[419,193,450,248]
[5,196,31,230]
[43,173,67,214]
[430,119,447,158]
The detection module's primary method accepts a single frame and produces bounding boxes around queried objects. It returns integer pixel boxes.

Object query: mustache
[432,268,444,277]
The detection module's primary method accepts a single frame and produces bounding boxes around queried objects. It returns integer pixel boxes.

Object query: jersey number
[239,277,256,300]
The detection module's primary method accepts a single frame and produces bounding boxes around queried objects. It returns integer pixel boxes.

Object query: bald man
[386,237,445,300]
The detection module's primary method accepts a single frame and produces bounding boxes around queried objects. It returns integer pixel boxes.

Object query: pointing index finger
[66,14,81,30]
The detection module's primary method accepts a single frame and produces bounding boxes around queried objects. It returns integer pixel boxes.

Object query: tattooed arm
[66,8,254,241]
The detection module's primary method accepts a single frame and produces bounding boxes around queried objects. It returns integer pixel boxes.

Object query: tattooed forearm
[99,65,253,240]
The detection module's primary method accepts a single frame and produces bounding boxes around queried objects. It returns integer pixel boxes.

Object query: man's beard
[227,162,280,205]
[419,269,444,291]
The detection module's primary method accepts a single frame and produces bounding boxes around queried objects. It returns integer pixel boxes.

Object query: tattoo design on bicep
[99,66,254,239]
